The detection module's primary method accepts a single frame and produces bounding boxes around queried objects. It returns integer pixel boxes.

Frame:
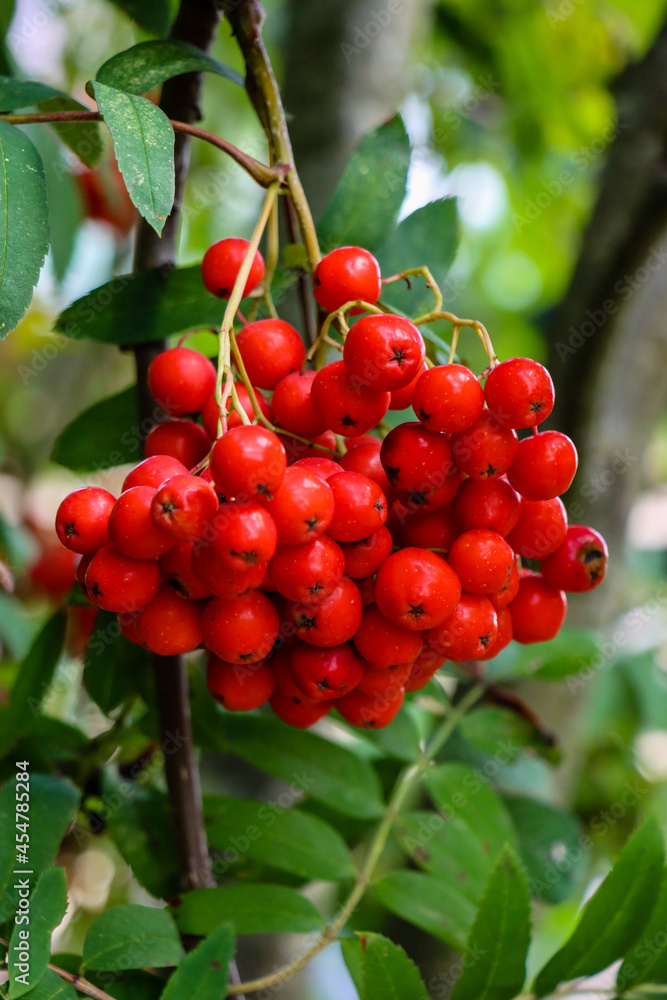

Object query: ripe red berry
[339,439,394,501]
[508,572,567,643]
[144,420,210,470]
[343,314,425,391]
[122,455,188,492]
[279,429,337,463]
[507,431,578,501]
[327,471,388,542]
[207,655,276,710]
[201,590,279,663]
[447,528,515,595]
[311,360,390,437]
[150,475,218,543]
[201,237,264,299]
[191,539,267,598]
[412,364,484,434]
[336,685,404,729]
[484,358,554,428]
[270,688,331,728]
[405,646,446,691]
[450,409,518,480]
[380,422,458,512]
[135,586,203,655]
[202,384,273,440]
[427,594,498,661]
[356,661,412,696]
[352,603,424,669]
[505,497,568,560]
[258,465,335,545]
[210,425,286,502]
[208,502,277,573]
[541,525,608,592]
[339,525,393,579]
[272,370,327,439]
[478,606,513,660]
[393,503,459,553]
[109,485,174,559]
[374,547,461,630]
[148,347,216,417]
[389,363,426,411]
[451,478,521,537]
[56,487,116,555]
[284,576,362,647]
[291,456,343,481]
[269,535,345,604]
[235,319,306,390]
[290,641,364,701]
[313,246,381,314]
[488,558,520,609]
[159,542,213,600]
[85,544,161,612]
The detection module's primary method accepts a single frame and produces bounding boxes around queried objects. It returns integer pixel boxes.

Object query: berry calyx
[343,314,425,392]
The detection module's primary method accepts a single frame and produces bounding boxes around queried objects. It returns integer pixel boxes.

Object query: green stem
[226,682,485,997]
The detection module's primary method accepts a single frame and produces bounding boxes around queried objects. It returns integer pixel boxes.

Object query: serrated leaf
[52,387,141,472]
[84,609,148,711]
[204,795,353,882]
[317,117,410,253]
[173,885,323,936]
[18,969,77,1000]
[160,923,234,1000]
[0,775,79,923]
[451,846,531,1000]
[224,714,384,819]
[9,867,68,998]
[618,868,667,990]
[54,265,222,344]
[108,0,171,36]
[92,81,174,234]
[341,933,430,1000]
[82,904,184,971]
[97,40,242,95]
[373,870,477,950]
[376,198,460,316]
[534,819,665,997]
[504,795,584,904]
[0,121,50,339]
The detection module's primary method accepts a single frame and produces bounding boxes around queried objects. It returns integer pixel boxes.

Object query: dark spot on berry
[305,517,320,532]
[530,400,544,413]
[584,548,604,563]
[239,652,254,662]
[308,581,324,595]
[217,285,230,297]
[408,603,425,620]
[317,677,332,690]
[408,491,427,508]
[341,413,357,428]
[165,575,188,598]
[296,613,317,631]
[390,347,407,366]
[385,464,400,487]
[314,274,321,287]
[231,549,257,565]
[64,522,78,538]
[418,408,431,423]
[373,498,385,513]
[256,484,273,500]
[482,464,498,478]
[479,633,492,647]
[90,582,101,597]
[161,500,176,516]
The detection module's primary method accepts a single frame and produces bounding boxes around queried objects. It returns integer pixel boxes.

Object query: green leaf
[0,79,102,166]
[341,933,430,1000]
[0,610,66,756]
[84,609,149,712]
[0,591,34,659]
[54,265,222,344]
[488,629,603,683]
[84,972,163,1000]
[504,795,584,904]
[451,847,531,1000]
[0,78,69,109]
[160,923,234,1000]
[14,716,90,767]
[204,795,353,882]
[82,904,184,971]
[9,867,68,998]
[103,776,179,900]
[0,121,50,339]
[373,871,477,950]
[534,818,665,997]
[52,387,141,472]
[317,117,410,253]
[97,40,242,95]
[107,0,171,36]
[618,868,667,990]
[0,775,79,923]
[19,969,77,1000]
[224,714,384,819]
[174,885,323,936]
[92,82,174,235]
[362,704,421,761]
[28,126,82,283]
[376,198,460,316]
[458,704,559,763]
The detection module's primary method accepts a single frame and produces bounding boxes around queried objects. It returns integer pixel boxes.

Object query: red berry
[427,594,498,662]
[352,603,424,669]
[270,645,317,700]
[56,487,116,555]
[144,420,210,470]
[478,606,513,660]
[339,439,395,502]
[508,573,566,643]
[236,319,306,390]
[313,246,381,314]
[76,553,93,595]
[357,661,412,696]
[202,384,273,440]
[447,529,515,595]
[507,431,578,501]
[85,544,161,612]
[393,503,459,554]
[191,542,267,598]
[291,456,343,481]
[343,314,425,391]
[29,544,78,600]
[541,525,608,592]
[201,590,279,663]
[272,370,327,439]
[109,486,174,559]
[451,478,521,537]
[290,641,364,701]
[135,586,203,654]
[122,455,188,492]
[505,497,568,560]
[389,363,426,411]
[488,558,520,609]
[148,347,216,417]
[207,655,275,710]
[150,474,218,543]
[374,547,461,631]
[269,535,345,604]
[284,576,362,647]
[339,525,393,579]
[380,422,458,512]
[412,364,484,434]
[259,465,335,546]
[210,425,286,502]
[450,409,518,480]
[405,646,446,691]
[270,688,331,728]
[208,502,277,573]
[159,542,213,600]
[279,429,337,464]
[327,471,388,543]
[311,360,390,437]
[336,685,404,729]
[484,358,554,429]
[201,237,264,299]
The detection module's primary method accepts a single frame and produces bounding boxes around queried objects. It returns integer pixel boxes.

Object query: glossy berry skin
[450,410,518,480]
[357,661,412,696]
[394,503,459,554]
[412,364,484,434]
[507,431,578,501]
[201,237,264,299]
[85,544,161,612]
[56,487,116,555]
[202,590,279,663]
[352,603,424,669]
[447,529,515,595]
[340,525,393,579]
[151,475,218,542]
[269,535,345,604]
[336,685,404,729]
[208,502,277,573]
[191,542,267,598]
[484,357,554,429]
[380,422,458,512]
[451,478,521,537]
[405,646,446,691]
[311,360,390,438]
[508,572,567,643]
[343,314,425,391]
[290,641,364,701]
[280,429,337,464]
[541,525,608,592]
[76,554,93,595]
[159,542,213,600]
[270,646,317,700]
[339,440,394,501]
[427,594,498,662]
[210,425,286,502]
[292,457,343,481]
[488,558,520,609]
[135,586,203,655]
[148,347,216,417]
[478,606,513,660]
[207,655,275,711]
[389,363,426,411]
[236,319,306,390]
[109,486,174,560]
[122,455,188,492]
[259,466,335,546]
[285,576,362,647]
[313,246,381,314]
[374,547,462,631]
[272,370,327,439]
[202,385,273,440]
[144,420,210,470]
[505,497,568,560]
[327,471,388,543]
[270,688,331,728]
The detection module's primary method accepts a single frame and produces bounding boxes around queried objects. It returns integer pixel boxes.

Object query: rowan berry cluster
[54,239,608,730]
